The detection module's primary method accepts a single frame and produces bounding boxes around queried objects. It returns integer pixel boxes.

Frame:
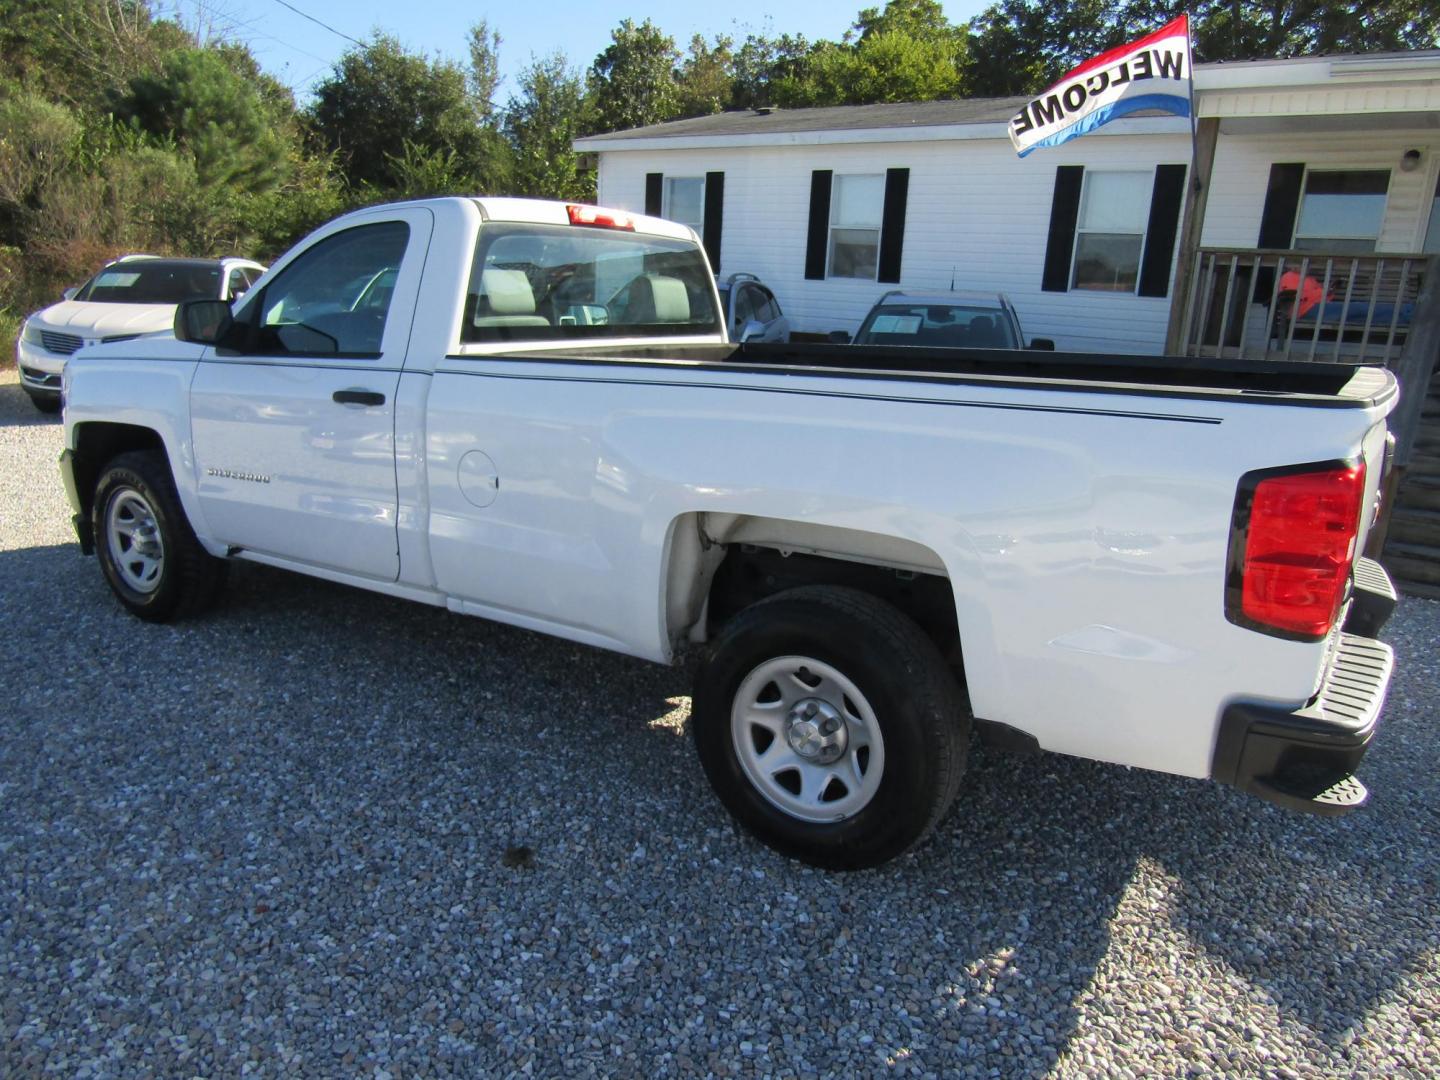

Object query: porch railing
[1176,247,1429,365]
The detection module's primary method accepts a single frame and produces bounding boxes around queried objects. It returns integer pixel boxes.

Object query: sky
[164,0,990,103]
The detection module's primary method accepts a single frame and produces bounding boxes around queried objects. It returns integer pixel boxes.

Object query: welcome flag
[1009,16,1191,157]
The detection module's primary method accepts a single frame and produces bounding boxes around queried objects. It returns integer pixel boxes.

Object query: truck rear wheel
[93,450,226,622]
[693,585,968,869]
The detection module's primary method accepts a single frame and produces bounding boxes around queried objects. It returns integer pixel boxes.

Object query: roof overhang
[574,115,1189,152]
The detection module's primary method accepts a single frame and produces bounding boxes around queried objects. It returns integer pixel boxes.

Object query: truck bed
[516,342,1393,408]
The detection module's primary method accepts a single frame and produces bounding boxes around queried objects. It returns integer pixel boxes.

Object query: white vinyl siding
[1200,129,1434,253]
[594,133,1194,354]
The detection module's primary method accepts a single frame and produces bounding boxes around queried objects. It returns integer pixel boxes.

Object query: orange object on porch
[1277,270,1328,318]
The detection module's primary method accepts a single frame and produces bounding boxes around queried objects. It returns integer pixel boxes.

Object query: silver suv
[717,273,791,343]
[839,290,1052,350]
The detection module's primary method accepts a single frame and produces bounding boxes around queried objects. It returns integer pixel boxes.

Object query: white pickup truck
[58,197,1399,869]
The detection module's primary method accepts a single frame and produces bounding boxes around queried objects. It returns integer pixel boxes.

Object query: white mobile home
[574,52,1440,357]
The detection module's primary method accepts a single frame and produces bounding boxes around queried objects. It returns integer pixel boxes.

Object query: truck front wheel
[693,585,968,870]
[92,450,226,622]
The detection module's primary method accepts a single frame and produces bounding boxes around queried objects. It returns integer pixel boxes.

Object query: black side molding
[974,719,1040,754]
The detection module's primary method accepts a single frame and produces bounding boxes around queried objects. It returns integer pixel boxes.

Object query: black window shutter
[878,167,909,284]
[645,173,663,217]
[1042,165,1084,292]
[1258,163,1305,248]
[805,170,833,280]
[1254,162,1305,299]
[703,171,724,271]
[1137,164,1188,298]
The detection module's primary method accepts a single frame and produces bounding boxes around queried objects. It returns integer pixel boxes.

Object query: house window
[1293,170,1389,253]
[663,176,705,238]
[829,174,885,279]
[1071,171,1152,292]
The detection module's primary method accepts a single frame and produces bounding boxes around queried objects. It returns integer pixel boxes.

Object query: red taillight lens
[566,204,636,230]
[1230,461,1366,639]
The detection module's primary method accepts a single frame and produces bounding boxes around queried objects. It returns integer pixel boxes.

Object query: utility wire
[268,0,365,47]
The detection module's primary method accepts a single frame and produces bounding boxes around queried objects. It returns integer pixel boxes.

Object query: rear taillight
[1226,460,1367,640]
[566,204,636,230]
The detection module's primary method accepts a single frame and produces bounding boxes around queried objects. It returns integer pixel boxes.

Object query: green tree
[730,31,811,109]
[765,1,971,107]
[853,0,963,44]
[210,40,298,123]
[112,46,292,193]
[965,0,1440,97]
[0,93,83,221]
[1173,0,1440,59]
[587,19,681,133]
[964,0,1120,97]
[0,0,189,110]
[784,31,964,105]
[466,19,503,124]
[503,52,593,201]
[675,34,735,118]
[311,33,503,192]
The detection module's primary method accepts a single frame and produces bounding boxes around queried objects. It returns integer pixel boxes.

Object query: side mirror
[1029,337,1055,351]
[739,319,767,343]
[175,298,235,345]
[828,330,853,345]
[62,286,79,301]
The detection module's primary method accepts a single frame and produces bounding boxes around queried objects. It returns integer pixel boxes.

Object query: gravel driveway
[2,368,1437,1078]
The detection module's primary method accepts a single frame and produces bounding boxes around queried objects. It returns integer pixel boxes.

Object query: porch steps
[1383,363,1440,600]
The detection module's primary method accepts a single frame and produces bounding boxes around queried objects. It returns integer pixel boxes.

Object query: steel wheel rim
[731,655,886,823]
[105,488,164,594]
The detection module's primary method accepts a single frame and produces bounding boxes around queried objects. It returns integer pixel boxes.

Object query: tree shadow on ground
[0,377,60,428]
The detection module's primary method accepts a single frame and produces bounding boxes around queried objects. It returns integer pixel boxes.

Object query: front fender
[63,347,216,553]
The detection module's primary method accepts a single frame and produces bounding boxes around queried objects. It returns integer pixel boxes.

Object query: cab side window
[250,222,409,356]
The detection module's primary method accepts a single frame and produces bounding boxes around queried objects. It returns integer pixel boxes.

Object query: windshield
[855,303,1017,348]
[461,223,722,343]
[75,261,222,305]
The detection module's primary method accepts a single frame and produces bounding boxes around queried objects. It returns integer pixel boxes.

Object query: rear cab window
[460,223,722,344]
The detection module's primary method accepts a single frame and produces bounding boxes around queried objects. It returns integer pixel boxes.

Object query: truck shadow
[3,540,1434,1074]
[0,377,59,427]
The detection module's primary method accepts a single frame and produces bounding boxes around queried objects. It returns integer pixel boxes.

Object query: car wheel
[693,585,968,869]
[92,450,226,622]
[26,392,61,414]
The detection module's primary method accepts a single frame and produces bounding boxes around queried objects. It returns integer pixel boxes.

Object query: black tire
[92,450,226,622]
[693,585,968,870]
[26,392,61,414]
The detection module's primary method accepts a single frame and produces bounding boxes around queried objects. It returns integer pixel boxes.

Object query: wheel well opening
[72,423,166,521]
[706,544,964,686]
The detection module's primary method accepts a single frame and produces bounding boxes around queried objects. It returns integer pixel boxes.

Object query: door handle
[333,388,386,407]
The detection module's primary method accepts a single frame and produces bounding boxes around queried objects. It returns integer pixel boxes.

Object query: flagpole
[1187,12,1199,192]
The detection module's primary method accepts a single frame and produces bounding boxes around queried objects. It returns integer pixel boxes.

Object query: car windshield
[855,303,1017,348]
[460,223,723,343]
[75,261,222,305]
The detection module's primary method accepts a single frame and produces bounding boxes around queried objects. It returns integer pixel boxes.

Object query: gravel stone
[2,368,1438,1077]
